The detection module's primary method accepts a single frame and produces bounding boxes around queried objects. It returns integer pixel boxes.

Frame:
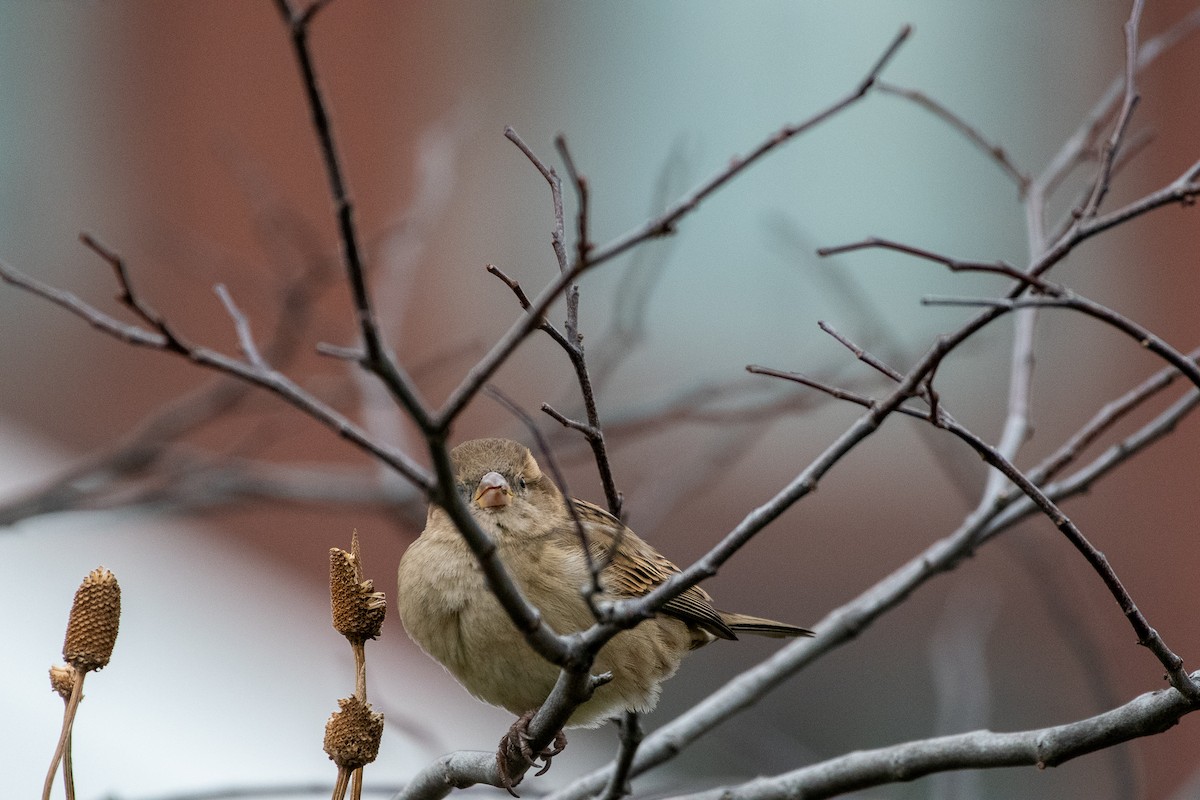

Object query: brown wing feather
[571,499,737,641]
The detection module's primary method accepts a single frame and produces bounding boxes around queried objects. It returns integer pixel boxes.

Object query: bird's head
[442,438,564,531]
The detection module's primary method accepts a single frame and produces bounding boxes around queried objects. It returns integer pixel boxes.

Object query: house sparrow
[396,437,812,782]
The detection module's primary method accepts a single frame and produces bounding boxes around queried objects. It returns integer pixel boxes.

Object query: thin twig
[80,232,184,347]
[875,80,1030,194]
[922,293,1200,390]
[483,386,606,603]
[817,236,1053,292]
[435,26,912,429]
[1079,0,1144,219]
[555,134,589,345]
[273,0,431,431]
[215,284,268,370]
[505,127,570,275]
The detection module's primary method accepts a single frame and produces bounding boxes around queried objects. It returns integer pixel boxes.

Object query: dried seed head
[63,567,121,672]
[330,533,386,641]
[49,664,76,700]
[323,696,384,769]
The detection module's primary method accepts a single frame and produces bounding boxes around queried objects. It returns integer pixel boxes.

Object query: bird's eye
[516,476,528,491]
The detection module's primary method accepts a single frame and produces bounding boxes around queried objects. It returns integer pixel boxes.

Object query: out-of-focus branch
[1034,4,1200,202]
[0,258,434,492]
[817,237,1051,291]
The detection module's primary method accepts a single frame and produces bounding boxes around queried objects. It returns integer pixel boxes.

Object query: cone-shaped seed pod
[330,533,386,641]
[323,696,384,769]
[63,567,121,672]
[49,664,76,700]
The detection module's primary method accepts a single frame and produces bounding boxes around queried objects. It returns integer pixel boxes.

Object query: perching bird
[396,437,812,782]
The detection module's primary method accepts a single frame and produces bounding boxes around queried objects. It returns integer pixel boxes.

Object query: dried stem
[43,669,86,800]
[331,767,350,800]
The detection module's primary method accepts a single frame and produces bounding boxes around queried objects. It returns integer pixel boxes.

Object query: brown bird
[396,438,812,783]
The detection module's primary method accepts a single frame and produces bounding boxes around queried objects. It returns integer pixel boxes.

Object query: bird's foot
[496,709,568,795]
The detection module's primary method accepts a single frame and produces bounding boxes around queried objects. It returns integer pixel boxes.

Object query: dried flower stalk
[45,567,122,800]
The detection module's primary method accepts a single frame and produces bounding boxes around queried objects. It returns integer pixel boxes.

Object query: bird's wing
[571,499,737,641]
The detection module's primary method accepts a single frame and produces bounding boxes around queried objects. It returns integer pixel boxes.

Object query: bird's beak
[474,471,513,509]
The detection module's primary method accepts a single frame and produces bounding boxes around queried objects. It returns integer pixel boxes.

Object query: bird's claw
[496,710,568,795]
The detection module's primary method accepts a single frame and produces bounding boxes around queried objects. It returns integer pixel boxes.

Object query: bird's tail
[719,611,814,639]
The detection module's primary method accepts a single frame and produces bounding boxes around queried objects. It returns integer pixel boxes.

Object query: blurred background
[3,1,1200,798]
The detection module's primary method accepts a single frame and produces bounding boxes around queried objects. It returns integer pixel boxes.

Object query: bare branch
[273,0,431,431]
[550,362,1200,800]
[757,327,1196,693]
[1034,5,1200,201]
[875,81,1030,194]
[434,25,912,429]
[677,676,1200,800]
[1079,0,1145,219]
[0,258,434,493]
[600,711,643,800]
[584,26,911,272]
[504,126,569,275]
[922,293,1200,390]
[817,236,1052,292]
[214,284,268,370]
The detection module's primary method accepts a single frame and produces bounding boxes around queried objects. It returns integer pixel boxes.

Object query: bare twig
[1079,0,1145,219]
[817,236,1052,292]
[922,293,1200,390]
[499,134,622,515]
[435,26,912,429]
[273,0,431,432]
[0,259,434,492]
[214,285,268,370]
[875,81,1030,194]
[483,386,606,603]
[1034,5,1200,202]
